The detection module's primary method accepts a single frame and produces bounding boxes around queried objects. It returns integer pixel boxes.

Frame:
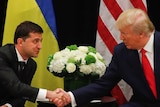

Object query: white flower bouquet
[47,44,106,80]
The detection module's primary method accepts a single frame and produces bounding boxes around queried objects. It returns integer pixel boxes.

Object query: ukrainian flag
[3,0,64,106]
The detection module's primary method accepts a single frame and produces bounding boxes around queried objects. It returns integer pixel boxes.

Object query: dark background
[0,0,160,49]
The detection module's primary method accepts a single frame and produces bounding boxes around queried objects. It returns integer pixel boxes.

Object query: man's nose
[37,42,42,49]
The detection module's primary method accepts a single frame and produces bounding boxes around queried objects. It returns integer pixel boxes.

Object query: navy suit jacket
[0,44,39,107]
[72,31,160,107]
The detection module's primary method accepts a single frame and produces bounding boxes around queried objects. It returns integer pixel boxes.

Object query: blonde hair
[115,8,155,36]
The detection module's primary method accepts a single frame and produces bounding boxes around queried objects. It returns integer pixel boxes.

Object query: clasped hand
[48,88,71,107]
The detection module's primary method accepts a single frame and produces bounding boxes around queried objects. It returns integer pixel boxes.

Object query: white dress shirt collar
[143,32,154,54]
[15,48,28,63]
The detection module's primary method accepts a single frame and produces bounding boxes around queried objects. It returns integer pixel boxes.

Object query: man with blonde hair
[54,8,160,107]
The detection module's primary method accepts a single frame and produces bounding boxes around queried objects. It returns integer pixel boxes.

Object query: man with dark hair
[0,21,63,107]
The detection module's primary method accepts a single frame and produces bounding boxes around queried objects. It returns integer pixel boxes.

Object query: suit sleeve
[7,98,26,107]
[0,54,39,102]
[72,45,122,106]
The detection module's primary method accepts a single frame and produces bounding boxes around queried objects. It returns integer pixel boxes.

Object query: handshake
[47,88,72,107]
[0,88,71,107]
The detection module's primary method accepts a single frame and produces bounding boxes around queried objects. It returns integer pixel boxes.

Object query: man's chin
[126,46,131,49]
[32,55,38,58]
[126,46,136,50]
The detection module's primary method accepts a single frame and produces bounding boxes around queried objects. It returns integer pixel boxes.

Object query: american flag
[96,0,147,105]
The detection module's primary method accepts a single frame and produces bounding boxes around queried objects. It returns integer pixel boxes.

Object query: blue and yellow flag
[3,0,63,106]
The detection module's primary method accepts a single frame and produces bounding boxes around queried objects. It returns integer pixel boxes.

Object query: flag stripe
[3,0,63,106]
[104,0,123,20]
[36,0,58,38]
[97,16,117,54]
[130,0,147,12]
[96,0,147,105]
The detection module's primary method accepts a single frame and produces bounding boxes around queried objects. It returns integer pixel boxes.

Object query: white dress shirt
[5,48,48,107]
[139,33,154,70]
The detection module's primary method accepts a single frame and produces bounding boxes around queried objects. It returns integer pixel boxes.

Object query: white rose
[66,63,76,73]
[78,46,88,53]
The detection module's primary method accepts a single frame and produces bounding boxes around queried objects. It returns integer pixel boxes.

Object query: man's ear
[17,38,23,46]
[139,32,145,38]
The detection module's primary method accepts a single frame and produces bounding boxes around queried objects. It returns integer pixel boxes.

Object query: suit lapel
[154,31,160,75]
[127,49,153,91]
[9,45,20,74]
[127,50,142,74]
[153,31,160,98]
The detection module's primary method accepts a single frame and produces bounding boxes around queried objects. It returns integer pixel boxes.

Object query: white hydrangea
[54,48,70,60]
[49,59,65,73]
[79,63,96,75]
[47,45,107,78]
[96,52,103,60]
[95,60,106,77]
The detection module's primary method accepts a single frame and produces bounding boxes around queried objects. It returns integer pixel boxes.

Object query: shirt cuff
[36,88,49,101]
[68,91,77,107]
[5,103,12,107]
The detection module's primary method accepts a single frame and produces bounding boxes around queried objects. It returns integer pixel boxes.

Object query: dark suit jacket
[0,44,39,107]
[72,31,160,107]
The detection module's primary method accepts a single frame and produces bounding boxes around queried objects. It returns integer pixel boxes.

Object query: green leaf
[47,54,54,66]
[67,57,76,63]
[66,44,78,50]
[85,55,96,65]
[88,46,96,53]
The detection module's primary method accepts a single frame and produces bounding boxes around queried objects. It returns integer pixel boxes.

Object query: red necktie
[141,48,157,98]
